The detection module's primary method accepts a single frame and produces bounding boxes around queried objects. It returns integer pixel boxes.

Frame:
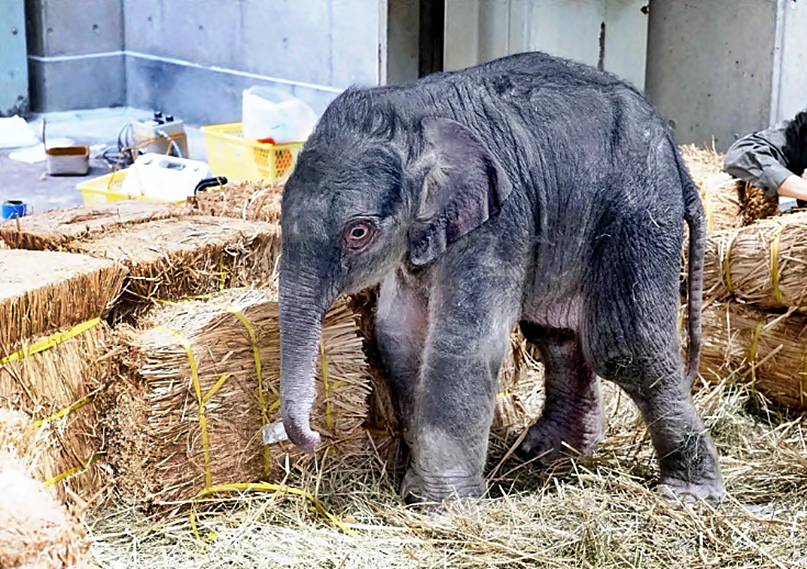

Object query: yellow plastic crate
[76,169,184,205]
[201,122,303,183]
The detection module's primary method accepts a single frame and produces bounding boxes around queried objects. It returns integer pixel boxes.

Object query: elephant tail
[673,139,705,386]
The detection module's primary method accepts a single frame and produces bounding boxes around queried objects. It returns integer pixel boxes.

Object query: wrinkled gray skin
[279,51,724,505]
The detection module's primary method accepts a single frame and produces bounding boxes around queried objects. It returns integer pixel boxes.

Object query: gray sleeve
[723,121,794,197]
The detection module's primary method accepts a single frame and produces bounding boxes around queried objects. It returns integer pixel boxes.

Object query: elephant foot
[518,411,605,463]
[400,466,484,505]
[657,476,725,506]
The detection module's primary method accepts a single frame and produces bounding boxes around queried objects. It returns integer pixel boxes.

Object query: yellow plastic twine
[31,387,104,429]
[722,234,737,294]
[155,326,230,490]
[44,451,103,488]
[1,318,101,366]
[770,224,786,305]
[223,305,273,478]
[801,353,807,408]
[189,483,358,539]
[747,321,765,383]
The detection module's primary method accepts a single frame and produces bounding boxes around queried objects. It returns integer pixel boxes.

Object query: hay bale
[700,301,807,410]
[106,288,370,509]
[0,409,90,569]
[703,211,807,312]
[679,144,743,232]
[739,180,780,226]
[70,216,280,322]
[191,181,283,223]
[1,322,115,503]
[0,200,191,251]
[0,248,125,354]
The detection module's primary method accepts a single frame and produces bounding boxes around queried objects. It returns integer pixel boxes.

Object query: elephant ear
[409,117,513,266]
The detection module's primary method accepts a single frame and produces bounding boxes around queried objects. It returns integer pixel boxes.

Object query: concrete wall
[25,0,387,123]
[444,0,648,90]
[644,0,805,152]
[25,0,126,111]
[776,0,807,123]
[0,0,29,116]
[123,0,385,123]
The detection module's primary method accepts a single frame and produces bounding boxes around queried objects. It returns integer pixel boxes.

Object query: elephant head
[278,94,512,452]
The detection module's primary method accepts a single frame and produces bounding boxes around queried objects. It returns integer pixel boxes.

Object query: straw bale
[106,288,370,509]
[699,301,807,410]
[0,201,191,251]
[191,181,283,224]
[0,249,125,353]
[703,210,807,312]
[0,322,115,503]
[739,180,780,226]
[70,216,280,322]
[679,144,742,232]
[0,411,90,569]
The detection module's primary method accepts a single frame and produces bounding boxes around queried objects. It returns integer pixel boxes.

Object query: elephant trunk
[278,268,333,453]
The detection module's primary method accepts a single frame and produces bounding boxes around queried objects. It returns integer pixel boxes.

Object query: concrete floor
[0,108,208,215]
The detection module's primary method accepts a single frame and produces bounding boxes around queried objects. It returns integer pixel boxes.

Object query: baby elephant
[278,51,724,505]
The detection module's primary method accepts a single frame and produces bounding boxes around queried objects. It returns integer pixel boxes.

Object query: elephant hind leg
[518,323,606,462]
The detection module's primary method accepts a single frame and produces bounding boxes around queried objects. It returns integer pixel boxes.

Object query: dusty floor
[0,108,208,215]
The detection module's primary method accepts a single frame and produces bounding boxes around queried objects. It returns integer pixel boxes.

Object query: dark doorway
[418,0,444,78]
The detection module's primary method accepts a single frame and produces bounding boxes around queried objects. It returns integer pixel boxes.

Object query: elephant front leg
[401,299,516,504]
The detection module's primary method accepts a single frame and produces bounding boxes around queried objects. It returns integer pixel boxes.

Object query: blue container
[1,200,27,220]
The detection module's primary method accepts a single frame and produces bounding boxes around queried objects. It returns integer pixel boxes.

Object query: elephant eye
[343,219,376,252]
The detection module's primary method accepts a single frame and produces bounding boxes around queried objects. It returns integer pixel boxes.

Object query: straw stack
[699,301,807,410]
[0,200,191,251]
[679,144,743,232]
[1,249,125,350]
[105,288,371,510]
[191,181,283,224]
[0,409,90,569]
[703,211,807,312]
[72,216,280,318]
[1,249,123,502]
[1,320,117,503]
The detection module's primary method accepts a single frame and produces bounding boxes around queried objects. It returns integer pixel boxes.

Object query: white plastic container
[242,87,317,144]
[120,153,212,202]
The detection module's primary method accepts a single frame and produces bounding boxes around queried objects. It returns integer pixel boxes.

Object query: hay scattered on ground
[191,181,283,224]
[700,300,807,410]
[105,288,370,511]
[0,249,125,352]
[1,322,116,503]
[0,201,191,251]
[679,144,743,232]
[72,216,281,322]
[87,379,807,569]
[703,210,807,312]
[0,409,90,569]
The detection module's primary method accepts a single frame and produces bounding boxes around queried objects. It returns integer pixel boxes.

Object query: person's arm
[723,122,793,198]
[776,171,807,202]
